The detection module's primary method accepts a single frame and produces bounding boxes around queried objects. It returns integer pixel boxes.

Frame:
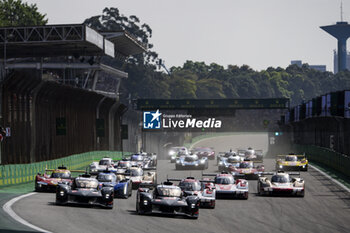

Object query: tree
[0,0,47,26]
[84,7,157,65]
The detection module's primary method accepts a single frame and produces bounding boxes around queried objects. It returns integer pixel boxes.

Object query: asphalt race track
[11,134,350,233]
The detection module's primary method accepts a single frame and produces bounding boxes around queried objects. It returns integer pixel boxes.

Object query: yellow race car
[276,154,308,171]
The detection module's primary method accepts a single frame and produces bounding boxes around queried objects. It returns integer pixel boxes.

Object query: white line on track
[309,164,350,193]
[3,192,52,233]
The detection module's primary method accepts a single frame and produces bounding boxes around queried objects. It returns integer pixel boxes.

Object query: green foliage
[0,0,47,26]
[85,7,350,106]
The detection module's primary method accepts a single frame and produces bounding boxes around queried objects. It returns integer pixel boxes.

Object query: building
[334,50,350,73]
[290,60,326,72]
[291,60,302,67]
[309,65,327,72]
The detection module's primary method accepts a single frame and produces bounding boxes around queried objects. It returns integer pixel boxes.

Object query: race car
[96,171,132,198]
[169,147,188,163]
[175,154,208,170]
[168,177,216,208]
[217,150,241,165]
[142,152,157,167]
[218,152,242,172]
[275,154,308,171]
[35,166,83,192]
[56,174,114,209]
[257,171,305,197]
[114,159,131,173]
[130,154,145,167]
[124,166,156,189]
[237,147,263,161]
[136,181,200,219]
[229,160,265,179]
[192,147,215,160]
[89,157,117,175]
[203,172,249,199]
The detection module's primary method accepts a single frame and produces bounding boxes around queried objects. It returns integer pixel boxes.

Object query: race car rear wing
[260,171,301,176]
[276,154,306,159]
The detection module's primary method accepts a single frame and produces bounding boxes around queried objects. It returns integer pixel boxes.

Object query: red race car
[229,160,264,180]
[35,166,83,192]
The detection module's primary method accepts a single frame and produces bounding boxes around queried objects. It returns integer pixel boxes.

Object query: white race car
[257,171,305,197]
[89,157,117,175]
[203,172,249,199]
[124,167,156,189]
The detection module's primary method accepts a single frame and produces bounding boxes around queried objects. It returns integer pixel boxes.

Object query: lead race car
[257,171,305,197]
[136,181,200,219]
[56,174,114,209]
[175,153,208,170]
[276,153,308,171]
[35,166,84,192]
[203,172,249,199]
[167,177,216,209]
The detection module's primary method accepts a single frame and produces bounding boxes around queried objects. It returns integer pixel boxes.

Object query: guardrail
[0,151,127,186]
[293,144,350,177]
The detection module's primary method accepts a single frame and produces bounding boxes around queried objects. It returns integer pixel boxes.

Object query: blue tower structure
[321,21,350,72]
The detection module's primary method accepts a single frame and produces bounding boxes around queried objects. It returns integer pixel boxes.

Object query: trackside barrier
[293,144,350,177]
[0,151,129,186]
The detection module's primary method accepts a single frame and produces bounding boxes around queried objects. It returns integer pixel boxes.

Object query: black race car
[56,174,114,209]
[136,181,200,219]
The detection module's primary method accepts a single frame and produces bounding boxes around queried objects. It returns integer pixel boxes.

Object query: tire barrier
[0,151,127,186]
[293,144,350,177]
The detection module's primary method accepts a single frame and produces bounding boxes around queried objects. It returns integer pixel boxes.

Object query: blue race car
[96,171,132,199]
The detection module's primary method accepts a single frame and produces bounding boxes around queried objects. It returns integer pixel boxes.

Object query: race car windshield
[118,162,129,168]
[128,169,143,176]
[271,175,289,183]
[51,172,70,179]
[75,179,99,189]
[97,174,116,182]
[99,160,111,166]
[228,157,240,163]
[225,152,235,157]
[157,187,182,197]
[179,182,201,191]
[131,155,143,161]
[285,156,297,161]
[184,156,196,162]
[239,163,253,168]
[196,148,211,152]
[245,151,254,156]
[215,177,234,184]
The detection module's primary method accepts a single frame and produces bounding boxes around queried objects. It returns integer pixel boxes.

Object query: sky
[25,0,349,72]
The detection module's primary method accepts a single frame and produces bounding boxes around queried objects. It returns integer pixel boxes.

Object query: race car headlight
[219,162,223,165]
[176,160,180,164]
[195,164,199,166]
[60,190,65,196]
[279,165,283,169]
[200,160,205,164]
[105,194,110,199]
[302,165,305,168]
[191,203,196,208]
[169,151,175,156]
[143,200,148,205]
